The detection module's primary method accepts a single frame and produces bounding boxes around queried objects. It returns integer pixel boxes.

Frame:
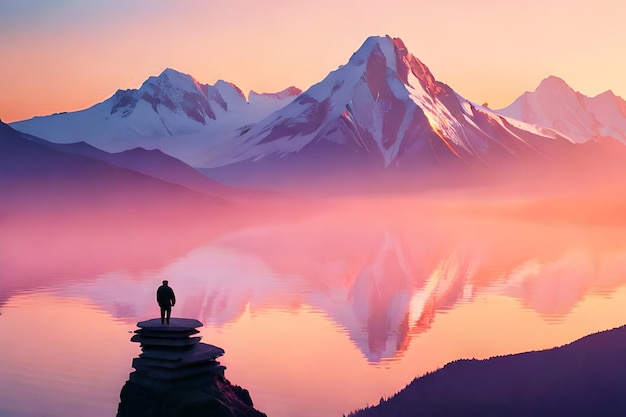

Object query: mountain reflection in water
[2,195,626,417]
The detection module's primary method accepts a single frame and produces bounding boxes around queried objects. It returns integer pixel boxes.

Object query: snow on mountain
[249,86,303,103]
[498,76,626,145]
[199,36,572,183]
[9,36,601,190]
[10,68,300,158]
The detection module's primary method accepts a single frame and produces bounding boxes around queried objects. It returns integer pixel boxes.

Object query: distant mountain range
[10,69,301,166]
[8,35,626,191]
[11,68,301,141]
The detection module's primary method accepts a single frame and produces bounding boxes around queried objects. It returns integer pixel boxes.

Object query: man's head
[162,280,169,285]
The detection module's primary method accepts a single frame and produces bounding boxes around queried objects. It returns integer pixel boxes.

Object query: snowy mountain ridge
[497,75,626,145]
[10,35,626,190]
[199,35,572,175]
[11,68,301,149]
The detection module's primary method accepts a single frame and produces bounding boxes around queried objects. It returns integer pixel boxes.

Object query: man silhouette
[156,280,176,324]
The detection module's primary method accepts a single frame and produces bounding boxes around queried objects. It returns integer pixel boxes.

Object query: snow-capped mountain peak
[10,68,301,157]
[212,79,247,111]
[159,68,201,86]
[110,68,247,125]
[249,86,302,102]
[343,35,441,99]
[498,76,626,145]
[348,35,398,66]
[200,35,570,178]
[536,75,572,91]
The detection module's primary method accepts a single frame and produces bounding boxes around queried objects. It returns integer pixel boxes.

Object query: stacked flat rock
[129,318,225,390]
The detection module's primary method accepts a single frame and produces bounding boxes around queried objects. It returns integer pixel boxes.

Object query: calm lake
[2,195,626,417]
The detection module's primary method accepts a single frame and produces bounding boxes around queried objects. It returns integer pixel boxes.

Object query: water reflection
[14,199,626,363]
[3,196,626,417]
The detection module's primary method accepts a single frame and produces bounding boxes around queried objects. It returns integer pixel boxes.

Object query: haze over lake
[3,193,626,417]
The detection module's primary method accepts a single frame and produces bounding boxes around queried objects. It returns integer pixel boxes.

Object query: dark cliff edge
[118,375,265,417]
[117,318,266,417]
[350,324,626,417]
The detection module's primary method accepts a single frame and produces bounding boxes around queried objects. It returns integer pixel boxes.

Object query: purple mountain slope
[0,121,228,212]
[498,76,626,145]
[198,36,575,189]
[25,137,263,201]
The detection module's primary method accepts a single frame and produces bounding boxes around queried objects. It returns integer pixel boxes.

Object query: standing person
[156,280,176,324]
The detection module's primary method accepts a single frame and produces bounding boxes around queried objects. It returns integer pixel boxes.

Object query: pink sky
[1,0,625,123]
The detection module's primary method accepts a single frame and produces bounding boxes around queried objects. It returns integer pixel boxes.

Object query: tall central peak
[349,35,441,96]
[348,35,403,71]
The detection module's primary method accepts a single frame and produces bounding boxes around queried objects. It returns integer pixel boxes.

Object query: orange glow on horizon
[2,1,626,123]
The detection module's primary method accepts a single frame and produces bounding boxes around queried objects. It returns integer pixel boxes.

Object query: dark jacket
[156,284,176,307]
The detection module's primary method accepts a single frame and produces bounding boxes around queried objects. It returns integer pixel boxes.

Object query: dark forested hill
[350,325,626,417]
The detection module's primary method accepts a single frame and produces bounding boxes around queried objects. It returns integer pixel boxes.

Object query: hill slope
[350,325,626,417]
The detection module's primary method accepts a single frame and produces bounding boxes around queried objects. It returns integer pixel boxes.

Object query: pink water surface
[2,195,626,417]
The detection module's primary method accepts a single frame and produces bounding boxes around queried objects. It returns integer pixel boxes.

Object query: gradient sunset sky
[1,0,625,123]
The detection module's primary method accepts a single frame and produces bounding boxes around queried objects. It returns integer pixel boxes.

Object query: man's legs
[160,306,166,324]
[165,306,171,324]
